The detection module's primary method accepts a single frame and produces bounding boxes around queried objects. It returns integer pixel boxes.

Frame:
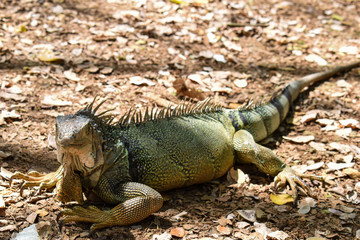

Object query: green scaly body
[10,61,360,230]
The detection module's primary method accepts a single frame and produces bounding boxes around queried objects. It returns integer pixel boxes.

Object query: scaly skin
[10,61,360,231]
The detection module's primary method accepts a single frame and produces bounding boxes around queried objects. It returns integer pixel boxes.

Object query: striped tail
[227,61,360,142]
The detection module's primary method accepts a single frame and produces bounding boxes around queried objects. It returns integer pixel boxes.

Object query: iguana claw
[61,206,114,231]
[10,166,63,196]
[274,166,323,203]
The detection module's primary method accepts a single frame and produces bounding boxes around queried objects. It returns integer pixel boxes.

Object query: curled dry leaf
[300,112,318,123]
[1,110,21,121]
[36,209,49,217]
[236,209,256,222]
[270,193,294,205]
[129,76,156,86]
[339,119,359,129]
[342,168,360,179]
[227,167,248,186]
[316,118,335,126]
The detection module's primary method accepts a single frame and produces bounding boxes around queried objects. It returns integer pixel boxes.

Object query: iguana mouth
[55,133,105,204]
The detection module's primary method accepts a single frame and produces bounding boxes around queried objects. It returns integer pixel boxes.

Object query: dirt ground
[0,0,360,239]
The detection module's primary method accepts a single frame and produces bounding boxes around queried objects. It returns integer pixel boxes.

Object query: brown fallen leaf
[0,224,17,232]
[342,168,360,179]
[170,227,185,238]
[216,225,231,235]
[217,216,231,226]
[26,212,38,224]
[36,209,49,217]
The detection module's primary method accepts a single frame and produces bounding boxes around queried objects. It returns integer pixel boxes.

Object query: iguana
[10,61,360,231]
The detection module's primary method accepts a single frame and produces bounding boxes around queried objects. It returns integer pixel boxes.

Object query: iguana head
[55,112,105,203]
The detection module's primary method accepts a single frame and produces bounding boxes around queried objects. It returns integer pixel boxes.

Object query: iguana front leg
[233,130,323,202]
[62,182,163,231]
[9,166,63,195]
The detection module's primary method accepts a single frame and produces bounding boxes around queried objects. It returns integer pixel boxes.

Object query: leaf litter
[0,0,359,239]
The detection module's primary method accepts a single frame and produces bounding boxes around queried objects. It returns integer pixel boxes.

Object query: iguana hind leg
[233,130,322,202]
[10,166,64,195]
[62,182,163,231]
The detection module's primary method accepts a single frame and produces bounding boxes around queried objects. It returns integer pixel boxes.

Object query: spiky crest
[80,97,223,127]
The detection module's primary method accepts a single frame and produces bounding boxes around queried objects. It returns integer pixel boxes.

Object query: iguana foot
[10,166,63,195]
[62,206,114,231]
[274,166,323,203]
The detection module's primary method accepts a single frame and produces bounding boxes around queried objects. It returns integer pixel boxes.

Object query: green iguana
[10,61,360,231]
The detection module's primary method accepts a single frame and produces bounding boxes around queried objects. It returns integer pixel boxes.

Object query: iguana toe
[274,166,322,203]
[10,166,64,196]
[62,206,114,231]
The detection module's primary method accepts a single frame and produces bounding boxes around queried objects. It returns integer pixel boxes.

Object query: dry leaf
[170,227,185,238]
[335,128,352,138]
[41,96,72,107]
[307,161,324,170]
[270,193,294,205]
[1,110,21,121]
[26,212,38,224]
[327,162,355,170]
[309,142,326,152]
[100,67,113,75]
[129,76,156,86]
[0,167,13,179]
[234,79,247,88]
[339,46,358,55]
[216,225,231,235]
[342,168,360,179]
[236,209,256,222]
[266,230,289,240]
[301,112,318,123]
[38,49,64,63]
[36,209,49,217]
[228,167,247,185]
[283,135,314,143]
[316,119,335,126]
[0,225,17,232]
[217,216,232,226]
[339,119,359,129]
[304,54,328,66]
[64,69,80,81]
[213,54,226,63]
[329,142,352,153]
